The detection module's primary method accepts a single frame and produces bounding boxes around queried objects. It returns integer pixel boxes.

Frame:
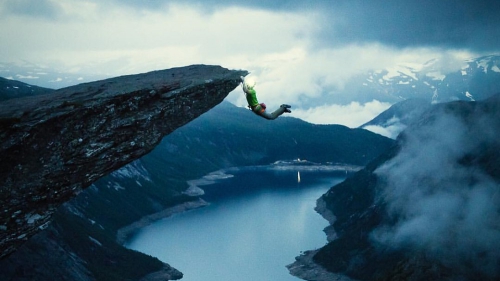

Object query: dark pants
[252,105,286,120]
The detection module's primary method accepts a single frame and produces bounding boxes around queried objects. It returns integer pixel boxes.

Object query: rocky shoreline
[138,265,183,281]
[287,249,355,281]
[116,198,209,245]
[287,196,356,281]
[116,169,236,245]
[183,170,235,196]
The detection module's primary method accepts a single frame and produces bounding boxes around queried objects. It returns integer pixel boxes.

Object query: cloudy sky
[1,0,499,126]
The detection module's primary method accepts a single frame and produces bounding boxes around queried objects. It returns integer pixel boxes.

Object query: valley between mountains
[1,60,499,281]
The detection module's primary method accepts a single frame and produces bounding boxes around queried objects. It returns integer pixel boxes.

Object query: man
[241,76,291,120]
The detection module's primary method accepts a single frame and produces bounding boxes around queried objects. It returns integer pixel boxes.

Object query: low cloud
[290,100,391,127]
[0,1,489,116]
[15,74,39,79]
[61,0,500,52]
[372,108,500,277]
[362,117,407,139]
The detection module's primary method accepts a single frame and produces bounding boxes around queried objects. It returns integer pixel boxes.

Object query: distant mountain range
[0,61,106,89]
[356,55,500,103]
[301,55,500,107]
[2,55,500,106]
[0,76,54,101]
[357,55,500,138]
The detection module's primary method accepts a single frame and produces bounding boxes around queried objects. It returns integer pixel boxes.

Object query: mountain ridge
[291,93,500,281]
[301,55,500,107]
[0,76,54,101]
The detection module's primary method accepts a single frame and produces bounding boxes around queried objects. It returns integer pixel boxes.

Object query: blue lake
[125,167,345,281]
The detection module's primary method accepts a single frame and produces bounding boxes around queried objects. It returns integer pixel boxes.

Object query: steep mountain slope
[359,98,432,138]
[360,99,431,128]
[1,101,395,281]
[293,94,500,280]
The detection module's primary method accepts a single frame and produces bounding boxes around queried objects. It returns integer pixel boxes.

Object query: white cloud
[362,116,407,139]
[362,124,406,139]
[1,1,478,77]
[49,77,63,82]
[0,3,315,75]
[0,1,488,125]
[290,100,392,127]
[15,74,39,79]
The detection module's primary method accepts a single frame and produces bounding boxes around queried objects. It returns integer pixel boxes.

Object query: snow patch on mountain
[107,182,125,191]
[382,65,419,81]
[477,58,490,73]
[465,91,474,101]
[425,71,445,80]
[110,160,151,182]
[88,236,102,247]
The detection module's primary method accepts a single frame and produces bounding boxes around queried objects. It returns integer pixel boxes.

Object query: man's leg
[256,105,291,120]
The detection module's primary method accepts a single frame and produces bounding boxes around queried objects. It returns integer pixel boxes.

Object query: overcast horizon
[1,0,500,126]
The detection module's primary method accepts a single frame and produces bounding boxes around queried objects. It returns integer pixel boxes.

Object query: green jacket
[245,88,259,108]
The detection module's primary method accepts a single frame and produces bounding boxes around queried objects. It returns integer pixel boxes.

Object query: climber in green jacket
[241,76,291,120]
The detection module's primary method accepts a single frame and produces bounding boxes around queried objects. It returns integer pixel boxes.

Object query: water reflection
[126,169,344,281]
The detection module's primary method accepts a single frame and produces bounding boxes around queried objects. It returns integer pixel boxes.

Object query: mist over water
[126,169,345,281]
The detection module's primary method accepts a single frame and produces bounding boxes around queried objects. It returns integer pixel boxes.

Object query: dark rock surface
[0,64,247,259]
[138,265,183,281]
[0,222,94,281]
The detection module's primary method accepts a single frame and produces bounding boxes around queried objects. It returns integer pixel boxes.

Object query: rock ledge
[0,64,247,258]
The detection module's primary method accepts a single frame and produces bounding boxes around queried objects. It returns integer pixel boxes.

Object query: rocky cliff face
[294,94,500,281]
[0,64,247,259]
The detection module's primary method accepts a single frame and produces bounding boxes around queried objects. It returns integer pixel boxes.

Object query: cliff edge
[0,64,247,259]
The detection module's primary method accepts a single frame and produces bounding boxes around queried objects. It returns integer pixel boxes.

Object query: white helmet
[242,76,257,93]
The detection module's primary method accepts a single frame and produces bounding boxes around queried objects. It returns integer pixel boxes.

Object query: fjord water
[126,168,345,281]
